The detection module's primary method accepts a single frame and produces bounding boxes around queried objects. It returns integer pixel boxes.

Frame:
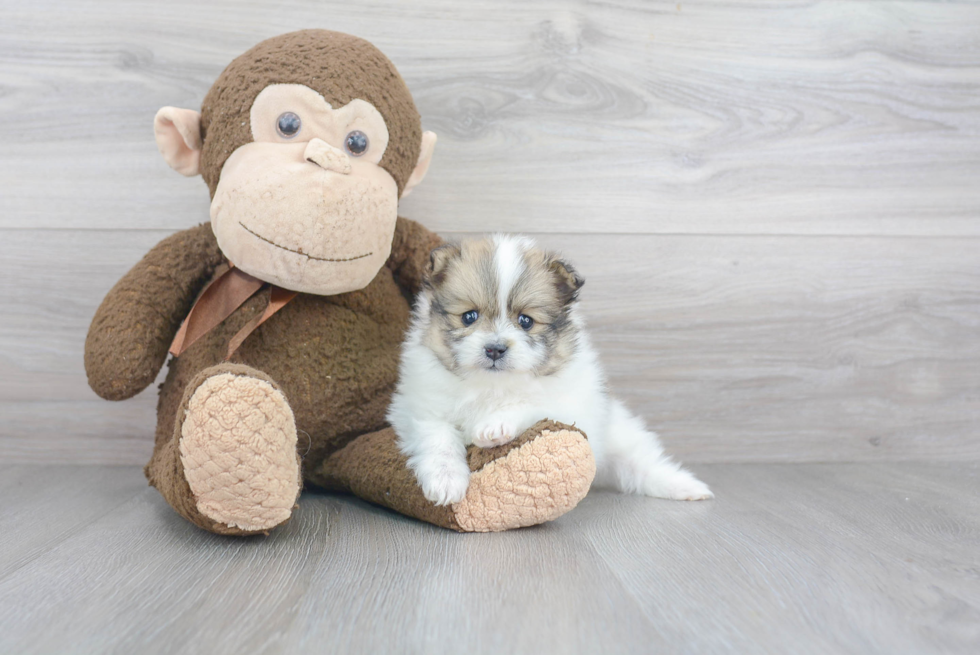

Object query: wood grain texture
[0,465,147,578]
[0,1,979,234]
[575,462,980,654]
[0,0,978,464]
[2,229,977,464]
[0,463,977,654]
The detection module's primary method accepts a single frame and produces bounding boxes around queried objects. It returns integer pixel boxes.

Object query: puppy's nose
[485,343,508,362]
[304,138,352,174]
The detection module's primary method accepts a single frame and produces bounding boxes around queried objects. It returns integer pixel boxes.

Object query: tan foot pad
[179,373,300,532]
[453,428,596,532]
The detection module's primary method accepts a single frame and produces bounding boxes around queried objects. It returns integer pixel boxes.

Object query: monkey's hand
[85,223,224,401]
[386,216,443,295]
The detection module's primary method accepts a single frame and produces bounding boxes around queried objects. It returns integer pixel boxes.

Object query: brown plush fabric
[310,426,460,529]
[141,217,438,474]
[85,224,224,401]
[200,30,421,198]
[145,362,299,536]
[99,217,435,534]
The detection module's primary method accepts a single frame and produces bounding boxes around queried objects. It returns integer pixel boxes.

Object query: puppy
[387,235,713,506]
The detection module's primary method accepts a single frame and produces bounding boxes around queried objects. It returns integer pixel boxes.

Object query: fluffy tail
[596,400,713,500]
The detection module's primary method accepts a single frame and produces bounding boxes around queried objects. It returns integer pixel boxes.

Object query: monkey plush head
[153,30,437,295]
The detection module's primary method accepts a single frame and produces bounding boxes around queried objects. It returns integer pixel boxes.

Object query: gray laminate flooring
[0,462,977,655]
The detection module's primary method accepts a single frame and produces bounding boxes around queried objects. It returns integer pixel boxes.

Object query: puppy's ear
[549,258,585,303]
[425,243,462,288]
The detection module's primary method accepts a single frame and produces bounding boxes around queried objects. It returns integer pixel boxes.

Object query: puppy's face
[421,235,584,376]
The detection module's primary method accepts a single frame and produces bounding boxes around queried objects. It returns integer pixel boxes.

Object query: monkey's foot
[178,371,301,533]
[452,421,596,532]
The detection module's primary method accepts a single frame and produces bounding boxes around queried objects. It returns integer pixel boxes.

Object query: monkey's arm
[386,216,444,295]
[85,223,224,401]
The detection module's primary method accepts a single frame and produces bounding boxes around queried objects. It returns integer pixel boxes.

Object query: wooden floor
[1,462,977,654]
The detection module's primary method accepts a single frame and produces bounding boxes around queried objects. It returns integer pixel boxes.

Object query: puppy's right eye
[461,310,479,326]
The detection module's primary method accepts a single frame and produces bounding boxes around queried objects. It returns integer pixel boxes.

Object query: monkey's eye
[461,310,479,327]
[518,314,534,331]
[344,130,369,156]
[276,112,302,138]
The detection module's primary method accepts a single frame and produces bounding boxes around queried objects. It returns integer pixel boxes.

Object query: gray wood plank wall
[2,0,978,465]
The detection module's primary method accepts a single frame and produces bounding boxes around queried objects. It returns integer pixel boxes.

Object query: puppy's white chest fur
[450,360,606,450]
[455,379,537,446]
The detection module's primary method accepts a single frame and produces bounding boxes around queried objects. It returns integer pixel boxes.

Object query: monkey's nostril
[484,344,507,362]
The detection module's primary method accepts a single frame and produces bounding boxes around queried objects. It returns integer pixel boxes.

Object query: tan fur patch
[510,248,564,322]
[451,428,596,532]
[423,238,499,369]
[179,373,301,532]
[432,238,499,316]
[509,246,583,375]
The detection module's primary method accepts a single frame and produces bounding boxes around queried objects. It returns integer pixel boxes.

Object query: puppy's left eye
[518,314,534,330]
[461,310,479,326]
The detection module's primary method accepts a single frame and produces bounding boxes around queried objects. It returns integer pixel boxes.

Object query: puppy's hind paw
[666,476,714,501]
[644,467,714,501]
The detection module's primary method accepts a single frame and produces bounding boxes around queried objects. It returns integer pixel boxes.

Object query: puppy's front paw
[415,457,471,506]
[472,420,520,448]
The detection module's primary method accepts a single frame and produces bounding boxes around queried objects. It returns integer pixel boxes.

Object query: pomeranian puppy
[387,235,713,506]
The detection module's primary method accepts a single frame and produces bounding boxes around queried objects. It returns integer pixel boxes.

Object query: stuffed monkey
[85,30,596,535]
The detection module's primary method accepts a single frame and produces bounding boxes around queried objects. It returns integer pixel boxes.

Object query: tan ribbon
[169,265,297,360]
[224,285,298,360]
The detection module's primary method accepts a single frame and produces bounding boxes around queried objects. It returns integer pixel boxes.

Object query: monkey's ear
[401,131,437,198]
[154,107,203,177]
[424,242,461,288]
